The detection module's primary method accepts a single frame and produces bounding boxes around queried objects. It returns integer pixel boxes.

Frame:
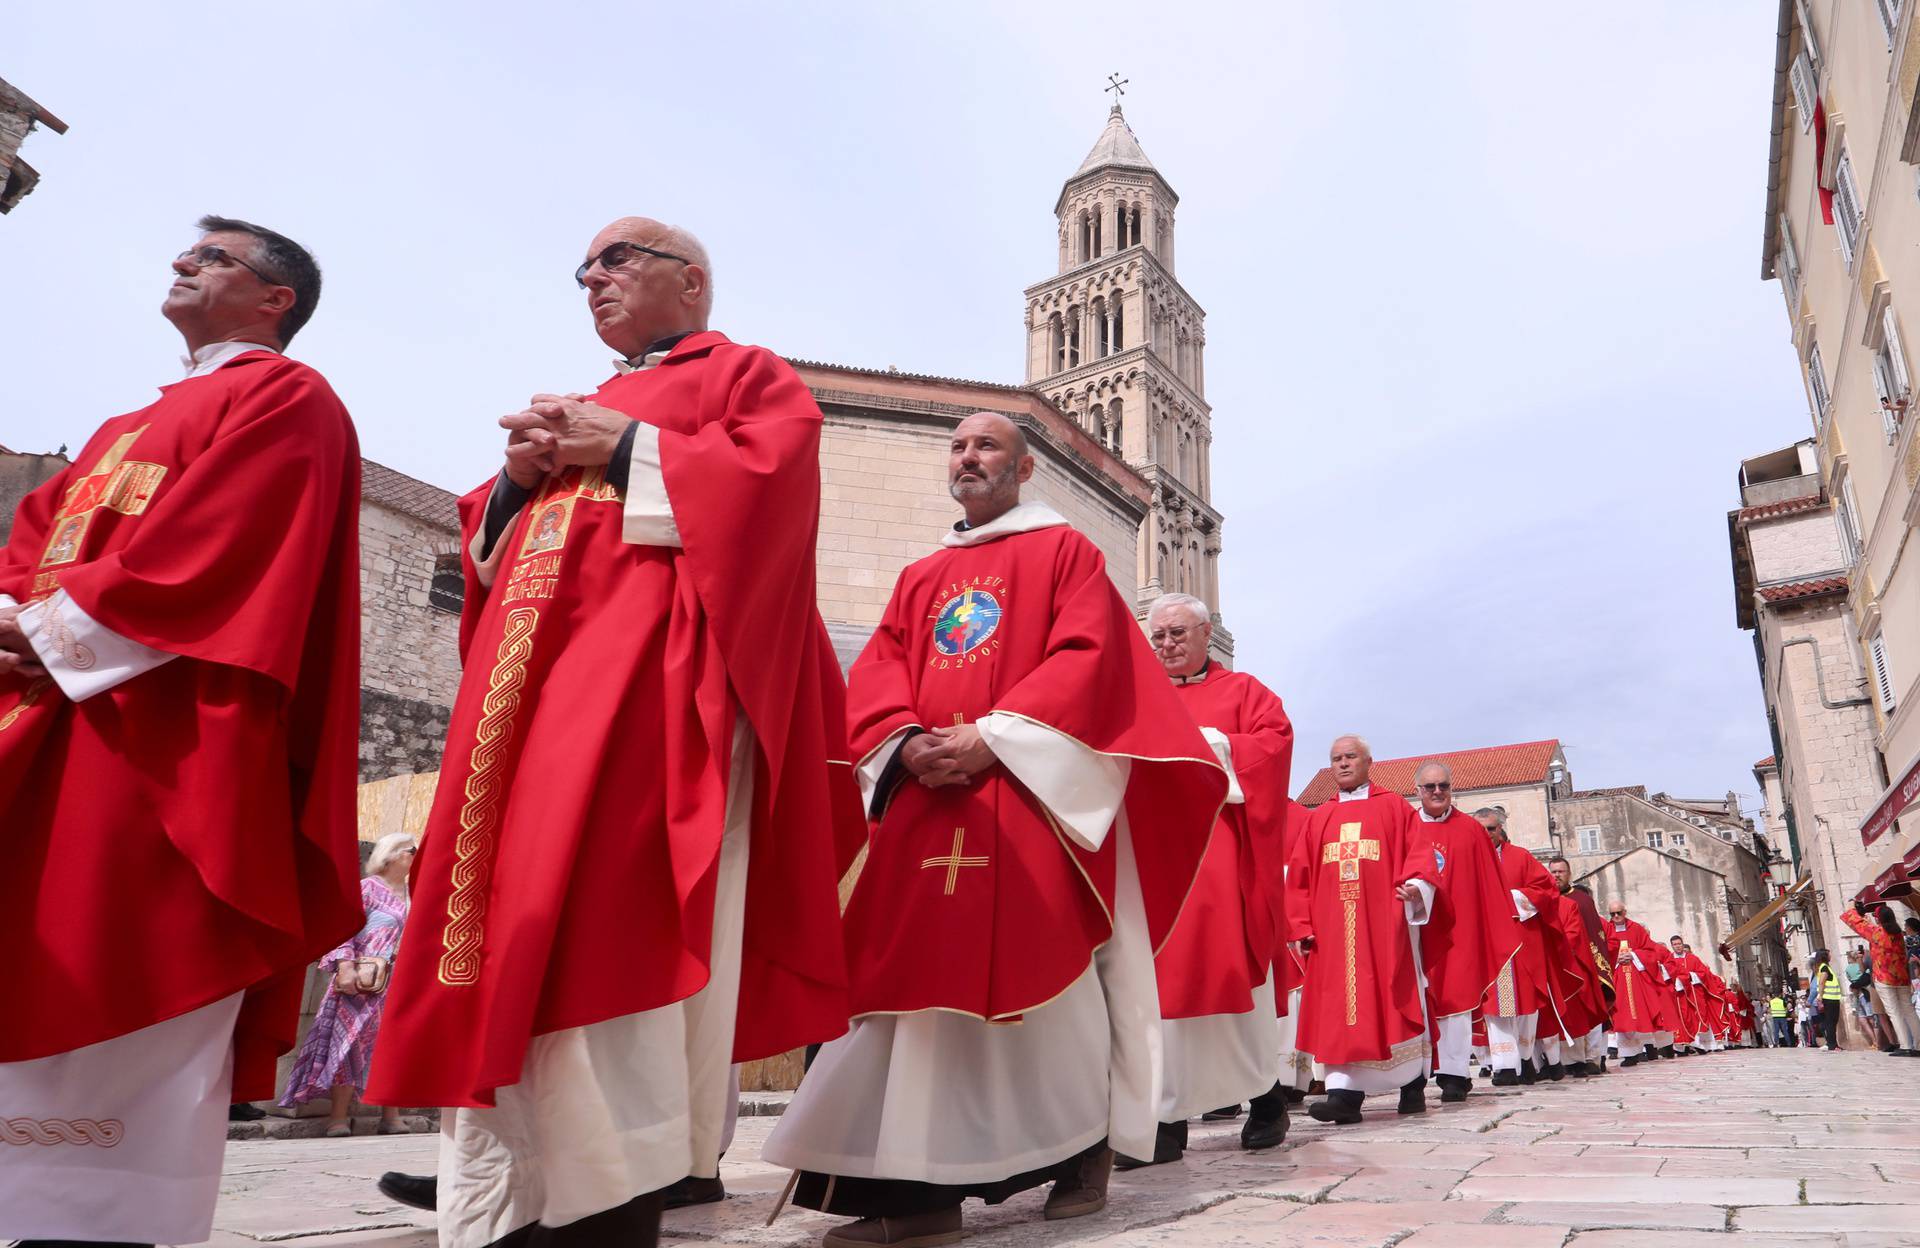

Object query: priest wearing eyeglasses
[367,217,865,1248]
[0,217,365,1248]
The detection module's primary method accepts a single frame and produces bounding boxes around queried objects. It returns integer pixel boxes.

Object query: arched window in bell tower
[1129,203,1142,247]
[1049,312,1065,374]
[1078,211,1091,264]
[1112,297,1124,351]
[1088,402,1104,439]
[1107,398,1124,454]
[1092,210,1103,260]
[1068,306,1081,368]
[1092,296,1108,358]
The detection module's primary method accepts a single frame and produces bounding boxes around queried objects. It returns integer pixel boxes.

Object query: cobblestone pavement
[199,1046,1920,1246]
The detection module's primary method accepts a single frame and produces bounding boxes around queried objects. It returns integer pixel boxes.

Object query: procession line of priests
[0,218,367,1247]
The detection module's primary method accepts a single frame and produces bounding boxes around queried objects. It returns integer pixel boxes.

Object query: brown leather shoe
[822,1207,964,1247]
[1044,1146,1114,1221]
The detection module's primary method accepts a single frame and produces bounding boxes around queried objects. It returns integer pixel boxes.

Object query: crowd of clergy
[0,215,1761,1248]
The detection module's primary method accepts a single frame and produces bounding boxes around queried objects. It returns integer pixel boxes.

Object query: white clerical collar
[1418,806,1455,822]
[182,340,278,378]
[1336,783,1371,801]
[942,500,1069,548]
[1170,660,1211,686]
[613,331,697,375]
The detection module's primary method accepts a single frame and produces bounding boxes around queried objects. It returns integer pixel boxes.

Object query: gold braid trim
[1,1117,123,1147]
[437,606,539,986]
[0,677,51,733]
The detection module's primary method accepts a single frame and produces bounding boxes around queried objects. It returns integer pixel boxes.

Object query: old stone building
[1297,739,1572,852]
[0,76,65,214]
[1757,1,1920,916]
[1024,104,1231,659]
[1728,438,1887,975]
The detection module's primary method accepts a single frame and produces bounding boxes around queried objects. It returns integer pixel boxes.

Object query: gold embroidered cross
[1320,821,1380,882]
[921,827,989,895]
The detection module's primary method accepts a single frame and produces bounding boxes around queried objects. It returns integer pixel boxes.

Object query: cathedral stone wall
[356,495,463,782]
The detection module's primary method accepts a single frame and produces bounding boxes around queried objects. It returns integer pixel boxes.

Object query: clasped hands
[499,394,634,489]
[0,604,45,679]
[899,723,996,789]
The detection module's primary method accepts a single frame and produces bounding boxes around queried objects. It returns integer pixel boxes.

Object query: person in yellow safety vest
[1768,993,1789,1047]
[1815,952,1844,1051]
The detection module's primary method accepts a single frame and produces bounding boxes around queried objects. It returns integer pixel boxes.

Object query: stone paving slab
[183,1047,1920,1247]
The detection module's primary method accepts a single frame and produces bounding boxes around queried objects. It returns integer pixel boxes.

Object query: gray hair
[195,214,322,344]
[1414,760,1453,783]
[366,831,417,875]
[655,222,713,313]
[1472,807,1507,827]
[1332,734,1372,758]
[1147,592,1211,625]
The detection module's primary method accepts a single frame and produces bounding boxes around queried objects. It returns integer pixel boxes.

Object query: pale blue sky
[2,3,1808,805]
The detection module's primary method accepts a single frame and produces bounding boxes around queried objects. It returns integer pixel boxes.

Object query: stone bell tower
[1023,101,1230,659]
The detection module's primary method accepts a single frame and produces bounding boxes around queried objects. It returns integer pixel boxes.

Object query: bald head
[580,217,712,357]
[949,411,1033,527]
[1414,760,1453,818]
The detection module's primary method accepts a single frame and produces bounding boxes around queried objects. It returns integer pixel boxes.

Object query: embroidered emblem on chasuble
[920,826,990,895]
[0,1116,124,1147]
[34,425,166,591]
[436,467,616,986]
[932,587,1003,656]
[1323,821,1381,1026]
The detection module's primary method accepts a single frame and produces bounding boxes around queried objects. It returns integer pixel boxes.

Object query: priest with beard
[763,412,1226,1247]
[1117,590,1294,1168]
[1407,762,1523,1103]
[1285,736,1435,1123]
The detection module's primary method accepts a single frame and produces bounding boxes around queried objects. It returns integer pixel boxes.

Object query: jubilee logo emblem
[932,588,1003,656]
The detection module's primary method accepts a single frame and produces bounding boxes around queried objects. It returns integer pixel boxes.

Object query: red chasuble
[1606,918,1664,1033]
[1411,810,1524,1019]
[1157,667,1294,1019]
[0,352,364,1098]
[1283,790,1432,1066]
[369,334,864,1109]
[840,518,1225,1022]
[1542,891,1606,1037]
[1482,842,1560,1019]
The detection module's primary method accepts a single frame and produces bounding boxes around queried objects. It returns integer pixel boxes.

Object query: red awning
[1876,863,1915,900]
[1904,842,1920,877]
[1861,749,1920,846]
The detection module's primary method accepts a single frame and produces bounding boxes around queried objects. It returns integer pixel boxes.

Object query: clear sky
[3,3,1808,806]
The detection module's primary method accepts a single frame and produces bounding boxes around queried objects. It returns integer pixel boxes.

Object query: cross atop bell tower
[1022,98,1229,659]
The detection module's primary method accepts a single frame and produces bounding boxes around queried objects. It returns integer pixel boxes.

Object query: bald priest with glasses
[369,217,864,1248]
[0,217,366,1248]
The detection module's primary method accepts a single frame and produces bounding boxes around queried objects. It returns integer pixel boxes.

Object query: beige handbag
[345,956,391,995]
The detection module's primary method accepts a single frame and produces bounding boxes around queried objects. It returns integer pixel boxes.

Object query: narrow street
[202,1046,1920,1246]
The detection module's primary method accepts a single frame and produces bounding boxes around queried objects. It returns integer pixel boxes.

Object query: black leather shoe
[1241,1086,1288,1149]
[1543,1062,1564,1082]
[1201,1103,1243,1121]
[228,1101,267,1121]
[1307,1090,1364,1125]
[1437,1074,1471,1103]
[378,1171,439,1212]
[663,1173,725,1209]
[1114,1119,1187,1169]
[1490,1069,1518,1087]
[1280,1085,1306,1104]
[1660,1045,1676,1059]
[1620,1054,1640,1067]
[1519,1058,1538,1085]
[1396,1075,1426,1115]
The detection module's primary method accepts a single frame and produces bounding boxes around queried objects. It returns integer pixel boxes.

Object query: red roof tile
[1737,495,1826,522]
[1755,754,1777,770]
[361,458,459,531]
[1298,739,1562,807]
[1756,575,1848,603]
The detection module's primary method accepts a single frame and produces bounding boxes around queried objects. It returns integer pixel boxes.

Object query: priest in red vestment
[1536,857,1607,1077]
[1548,856,1613,1075]
[1603,902,1667,1066]
[367,220,863,1248]
[1408,762,1524,1103]
[1667,937,1714,1052]
[0,218,363,1248]
[1120,591,1294,1166]
[1286,735,1436,1123]
[763,412,1226,1248]
[1476,808,1565,1085]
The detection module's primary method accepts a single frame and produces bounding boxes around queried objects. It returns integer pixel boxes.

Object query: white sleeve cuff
[1404,876,1436,927]
[976,711,1131,852]
[1510,888,1538,921]
[856,726,917,815]
[1198,726,1244,804]
[621,423,682,547]
[17,590,176,701]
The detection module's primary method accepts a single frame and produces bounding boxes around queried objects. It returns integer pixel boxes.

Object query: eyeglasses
[574,240,690,288]
[1148,626,1193,644]
[175,244,281,286]
[1609,911,1626,918]
[1417,782,1451,793]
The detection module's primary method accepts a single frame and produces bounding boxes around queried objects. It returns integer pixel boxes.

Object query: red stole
[1411,809,1524,1019]
[0,352,364,1097]
[369,334,863,1109]
[1156,667,1294,1019]
[1283,790,1431,1065]
[840,521,1225,1021]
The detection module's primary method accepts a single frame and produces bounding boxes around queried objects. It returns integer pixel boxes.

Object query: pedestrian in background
[278,832,416,1135]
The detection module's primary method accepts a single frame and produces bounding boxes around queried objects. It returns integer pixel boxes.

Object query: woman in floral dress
[278,832,416,1134]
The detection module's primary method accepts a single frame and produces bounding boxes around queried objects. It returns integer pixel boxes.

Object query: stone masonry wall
[1749,510,1846,586]
[357,500,462,781]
